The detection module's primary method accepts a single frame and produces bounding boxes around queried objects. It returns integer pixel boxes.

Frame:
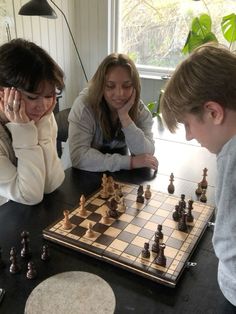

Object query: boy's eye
[27,95,38,100]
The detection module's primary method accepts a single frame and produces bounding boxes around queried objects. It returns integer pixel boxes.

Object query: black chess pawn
[172,205,180,221]
[141,242,150,258]
[155,243,166,267]
[178,212,188,232]
[21,230,31,258]
[200,189,207,203]
[41,244,50,261]
[167,173,175,194]
[151,234,160,254]
[186,199,194,223]
[157,224,163,240]
[179,194,186,209]
[26,261,37,279]
[136,185,144,203]
[108,198,119,218]
[9,247,21,274]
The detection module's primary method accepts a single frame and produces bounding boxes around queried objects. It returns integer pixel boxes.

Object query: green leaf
[221,13,236,44]
[192,14,212,37]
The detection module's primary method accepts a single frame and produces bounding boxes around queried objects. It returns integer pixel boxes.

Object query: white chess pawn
[145,185,152,199]
[117,197,126,213]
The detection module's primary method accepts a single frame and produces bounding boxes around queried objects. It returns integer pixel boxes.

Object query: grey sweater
[63,88,155,172]
[213,135,236,306]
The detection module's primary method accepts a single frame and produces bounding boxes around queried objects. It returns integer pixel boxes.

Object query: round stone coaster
[25,271,116,314]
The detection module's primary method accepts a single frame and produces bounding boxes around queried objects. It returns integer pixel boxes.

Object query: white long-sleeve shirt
[0,113,65,206]
[62,88,155,172]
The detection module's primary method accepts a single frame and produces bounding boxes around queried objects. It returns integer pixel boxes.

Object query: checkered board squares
[43,182,215,287]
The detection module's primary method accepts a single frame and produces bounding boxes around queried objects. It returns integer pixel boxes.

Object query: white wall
[11,0,164,109]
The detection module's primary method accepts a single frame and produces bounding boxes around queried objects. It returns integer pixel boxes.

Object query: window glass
[117,0,236,73]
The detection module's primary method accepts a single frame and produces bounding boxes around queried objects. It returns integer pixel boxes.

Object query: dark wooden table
[0,118,235,314]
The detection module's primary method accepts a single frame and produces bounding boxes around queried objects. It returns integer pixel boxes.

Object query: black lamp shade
[18,0,57,19]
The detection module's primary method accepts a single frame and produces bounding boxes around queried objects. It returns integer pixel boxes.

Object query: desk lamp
[19,0,88,82]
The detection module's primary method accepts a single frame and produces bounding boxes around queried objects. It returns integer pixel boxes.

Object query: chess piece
[107,176,115,195]
[144,185,152,199]
[100,173,109,199]
[141,242,150,258]
[117,197,126,213]
[179,194,186,209]
[172,205,180,221]
[62,210,73,230]
[195,182,203,196]
[26,261,37,279]
[78,194,87,216]
[186,199,194,223]
[157,224,163,240]
[21,230,31,258]
[41,244,50,261]
[151,233,160,254]
[200,168,208,189]
[178,212,188,232]
[108,198,119,218]
[85,222,95,238]
[9,247,21,274]
[136,185,144,203]
[155,243,166,267]
[200,189,207,203]
[167,173,175,194]
[117,184,123,197]
[101,210,111,224]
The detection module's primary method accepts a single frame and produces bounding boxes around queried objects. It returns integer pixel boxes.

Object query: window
[113,0,236,78]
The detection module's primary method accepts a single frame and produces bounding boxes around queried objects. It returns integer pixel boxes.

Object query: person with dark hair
[62,53,158,172]
[0,38,65,206]
[160,43,236,307]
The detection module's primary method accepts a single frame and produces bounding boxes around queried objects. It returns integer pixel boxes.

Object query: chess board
[43,182,215,287]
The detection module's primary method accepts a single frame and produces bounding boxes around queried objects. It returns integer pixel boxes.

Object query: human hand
[2,87,30,123]
[117,89,136,120]
[131,154,158,171]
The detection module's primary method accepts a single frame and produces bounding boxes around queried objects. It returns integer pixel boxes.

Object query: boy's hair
[86,53,141,139]
[0,38,64,93]
[160,43,236,132]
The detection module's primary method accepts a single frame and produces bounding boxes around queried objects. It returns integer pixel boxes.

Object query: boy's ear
[204,101,224,125]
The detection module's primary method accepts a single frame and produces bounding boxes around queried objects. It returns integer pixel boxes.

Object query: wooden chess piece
[179,194,186,209]
[200,189,207,203]
[200,168,208,189]
[136,185,144,203]
[155,243,166,267]
[186,199,194,223]
[20,230,31,258]
[62,210,73,230]
[9,247,21,274]
[101,210,111,224]
[78,194,87,216]
[108,198,119,218]
[167,173,175,194]
[141,242,150,258]
[151,234,160,254]
[107,176,115,195]
[178,212,188,232]
[157,224,163,240]
[172,205,180,221]
[26,261,37,279]
[100,173,109,199]
[195,182,203,196]
[117,197,126,213]
[144,185,152,199]
[85,222,95,238]
[41,244,50,261]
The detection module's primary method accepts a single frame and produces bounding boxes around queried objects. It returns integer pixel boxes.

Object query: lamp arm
[49,0,88,82]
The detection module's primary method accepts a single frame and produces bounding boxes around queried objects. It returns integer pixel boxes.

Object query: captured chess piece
[195,182,203,197]
[20,230,31,258]
[167,173,175,194]
[141,242,150,258]
[144,185,152,200]
[136,185,144,203]
[62,210,73,230]
[200,189,207,203]
[9,247,21,274]
[26,261,37,279]
[155,243,166,267]
[41,244,50,261]
[78,194,87,216]
[200,168,208,189]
